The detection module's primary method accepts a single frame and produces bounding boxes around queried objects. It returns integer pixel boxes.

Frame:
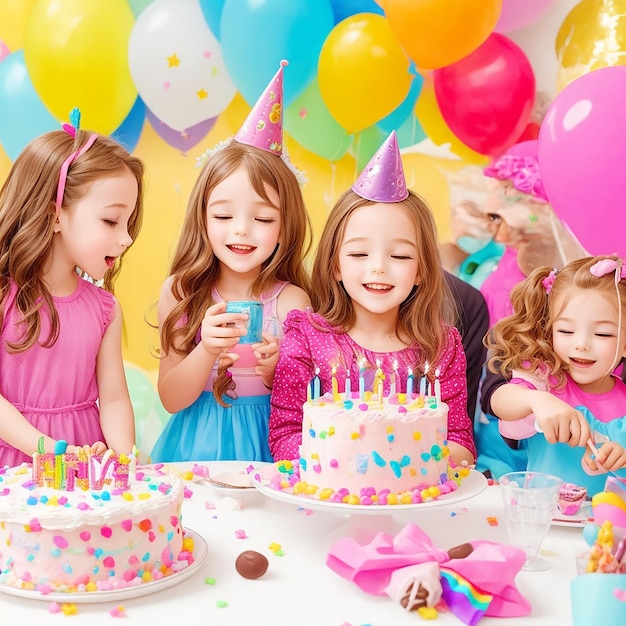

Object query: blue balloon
[220,0,334,106]
[0,50,58,161]
[199,0,225,40]
[111,97,146,153]
[395,112,426,150]
[377,75,423,135]
[329,0,384,24]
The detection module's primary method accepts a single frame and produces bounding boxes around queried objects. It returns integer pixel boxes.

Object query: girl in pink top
[0,119,144,468]
[487,256,626,488]
[269,132,476,466]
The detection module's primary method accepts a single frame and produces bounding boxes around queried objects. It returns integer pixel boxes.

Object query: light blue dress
[151,283,287,462]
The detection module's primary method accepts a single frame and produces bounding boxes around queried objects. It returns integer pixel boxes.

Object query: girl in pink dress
[0,117,144,468]
[269,132,476,466]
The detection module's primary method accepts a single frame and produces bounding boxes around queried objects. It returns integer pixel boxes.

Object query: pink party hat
[352,131,408,203]
[234,60,287,155]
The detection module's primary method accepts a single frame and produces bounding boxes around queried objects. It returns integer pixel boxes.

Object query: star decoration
[197,89,208,100]
[167,54,180,67]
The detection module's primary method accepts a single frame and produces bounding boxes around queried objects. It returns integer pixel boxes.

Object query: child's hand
[531,393,591,446]
[200,302,246,357]
[586,441,626,473]
[252,332,279,389]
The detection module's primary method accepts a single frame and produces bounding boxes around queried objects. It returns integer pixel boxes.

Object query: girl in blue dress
[151,62,311,462]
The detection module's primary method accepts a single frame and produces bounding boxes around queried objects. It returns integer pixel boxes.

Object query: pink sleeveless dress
[0,278,115,468]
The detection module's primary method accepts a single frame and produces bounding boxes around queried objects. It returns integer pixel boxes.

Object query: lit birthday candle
[345,365,351,399]
[359,358,366,400]
[390,359,398,397]
[420,361,429,397]
[331,365,340,401]
[406,367,414,397]
[434,366,441,404]
[373,359,384,393]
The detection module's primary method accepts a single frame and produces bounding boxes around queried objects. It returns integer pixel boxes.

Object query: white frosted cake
[264,392,467,505]
[0,450,192,593]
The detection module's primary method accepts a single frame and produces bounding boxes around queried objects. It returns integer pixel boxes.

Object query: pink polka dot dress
[269,309,476,461]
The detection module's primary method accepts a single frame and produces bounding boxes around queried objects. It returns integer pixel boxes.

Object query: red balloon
[433,33,535,157]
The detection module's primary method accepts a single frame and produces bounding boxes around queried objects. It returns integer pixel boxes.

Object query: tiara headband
[55,108,98,211]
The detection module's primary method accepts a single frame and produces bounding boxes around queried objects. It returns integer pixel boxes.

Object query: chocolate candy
[235,550,269,579]
[447,542,474,560]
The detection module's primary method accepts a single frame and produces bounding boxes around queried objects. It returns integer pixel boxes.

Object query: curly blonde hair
[0,130,144,353]
[160,140,312,406]
[311,189,456,370]
[486,255,626,387]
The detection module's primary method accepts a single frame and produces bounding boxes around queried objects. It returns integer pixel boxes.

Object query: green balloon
[127,0,153,18]
[124,365,156,420]
[285,78,352,161]
[351,125,386,172]
[396,113,426,150]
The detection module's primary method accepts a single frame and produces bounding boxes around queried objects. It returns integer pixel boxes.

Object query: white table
[0,462,586,625]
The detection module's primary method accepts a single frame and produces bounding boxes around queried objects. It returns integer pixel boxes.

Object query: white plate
[0,528,207,604]
[252,468,488,515]
[552,501,594,528]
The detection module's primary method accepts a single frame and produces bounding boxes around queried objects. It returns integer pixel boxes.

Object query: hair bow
[61,107,81,137]
[589,258,626,280]
[542,269,557,294]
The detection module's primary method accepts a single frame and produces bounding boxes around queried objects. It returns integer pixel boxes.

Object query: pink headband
[590,258,626,280]
[55,133,98,211]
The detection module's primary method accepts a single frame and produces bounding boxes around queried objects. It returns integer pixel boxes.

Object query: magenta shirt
[268,309,476,461]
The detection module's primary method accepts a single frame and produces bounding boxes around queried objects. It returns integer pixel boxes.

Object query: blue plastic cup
[225,301,263,344]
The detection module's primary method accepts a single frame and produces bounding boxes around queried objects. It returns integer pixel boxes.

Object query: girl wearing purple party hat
[151,61,312,463]
[269,131,476,466]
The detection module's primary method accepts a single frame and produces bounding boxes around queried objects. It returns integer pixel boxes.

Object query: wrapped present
[326,522,531,625]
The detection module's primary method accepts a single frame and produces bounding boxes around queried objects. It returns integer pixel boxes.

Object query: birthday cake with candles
[0,443,192,593]
[265,361,468,505]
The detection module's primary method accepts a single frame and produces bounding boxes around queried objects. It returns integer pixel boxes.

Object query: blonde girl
[487,256,626,493]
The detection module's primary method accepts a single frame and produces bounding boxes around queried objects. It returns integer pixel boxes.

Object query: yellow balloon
[401,152,451,241]
[24,0,137,134]
[0,0,38,52]
[556,0,626,91]
[318,13,412,133]
[415,77,487,166]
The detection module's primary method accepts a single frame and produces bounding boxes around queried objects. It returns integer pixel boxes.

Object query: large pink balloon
[496,0,557,33]
[538,66,626,258]
[433,33,535,157]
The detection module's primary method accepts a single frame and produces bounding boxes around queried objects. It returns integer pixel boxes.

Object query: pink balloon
[496,0,557,33]
[433,33,535,157]
[538,66,626,258]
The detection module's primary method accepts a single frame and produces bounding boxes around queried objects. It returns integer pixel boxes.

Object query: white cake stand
[252,469,488,544]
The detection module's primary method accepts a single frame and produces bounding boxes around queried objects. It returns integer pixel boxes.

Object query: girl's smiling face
[552,288,626,393]
[336,202,418,319]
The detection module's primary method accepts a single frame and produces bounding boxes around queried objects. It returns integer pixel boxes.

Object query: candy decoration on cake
[326,523,531,624]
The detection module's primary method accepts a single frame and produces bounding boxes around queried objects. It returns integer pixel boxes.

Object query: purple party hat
[234,60,287,155]
[352,131,409,203]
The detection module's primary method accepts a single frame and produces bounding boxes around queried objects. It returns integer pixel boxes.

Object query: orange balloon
[415,77,487,165]
[318,13,412,132]
[384,0,503,70]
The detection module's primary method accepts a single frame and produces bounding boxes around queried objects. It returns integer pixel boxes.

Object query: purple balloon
[538,66,626,258]
[146,109,216,151]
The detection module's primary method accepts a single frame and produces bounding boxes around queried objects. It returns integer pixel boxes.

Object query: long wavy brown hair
[310,189,455,369]
[159,140,312,405]
[486,255,626,387]
[0,130,144,353]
